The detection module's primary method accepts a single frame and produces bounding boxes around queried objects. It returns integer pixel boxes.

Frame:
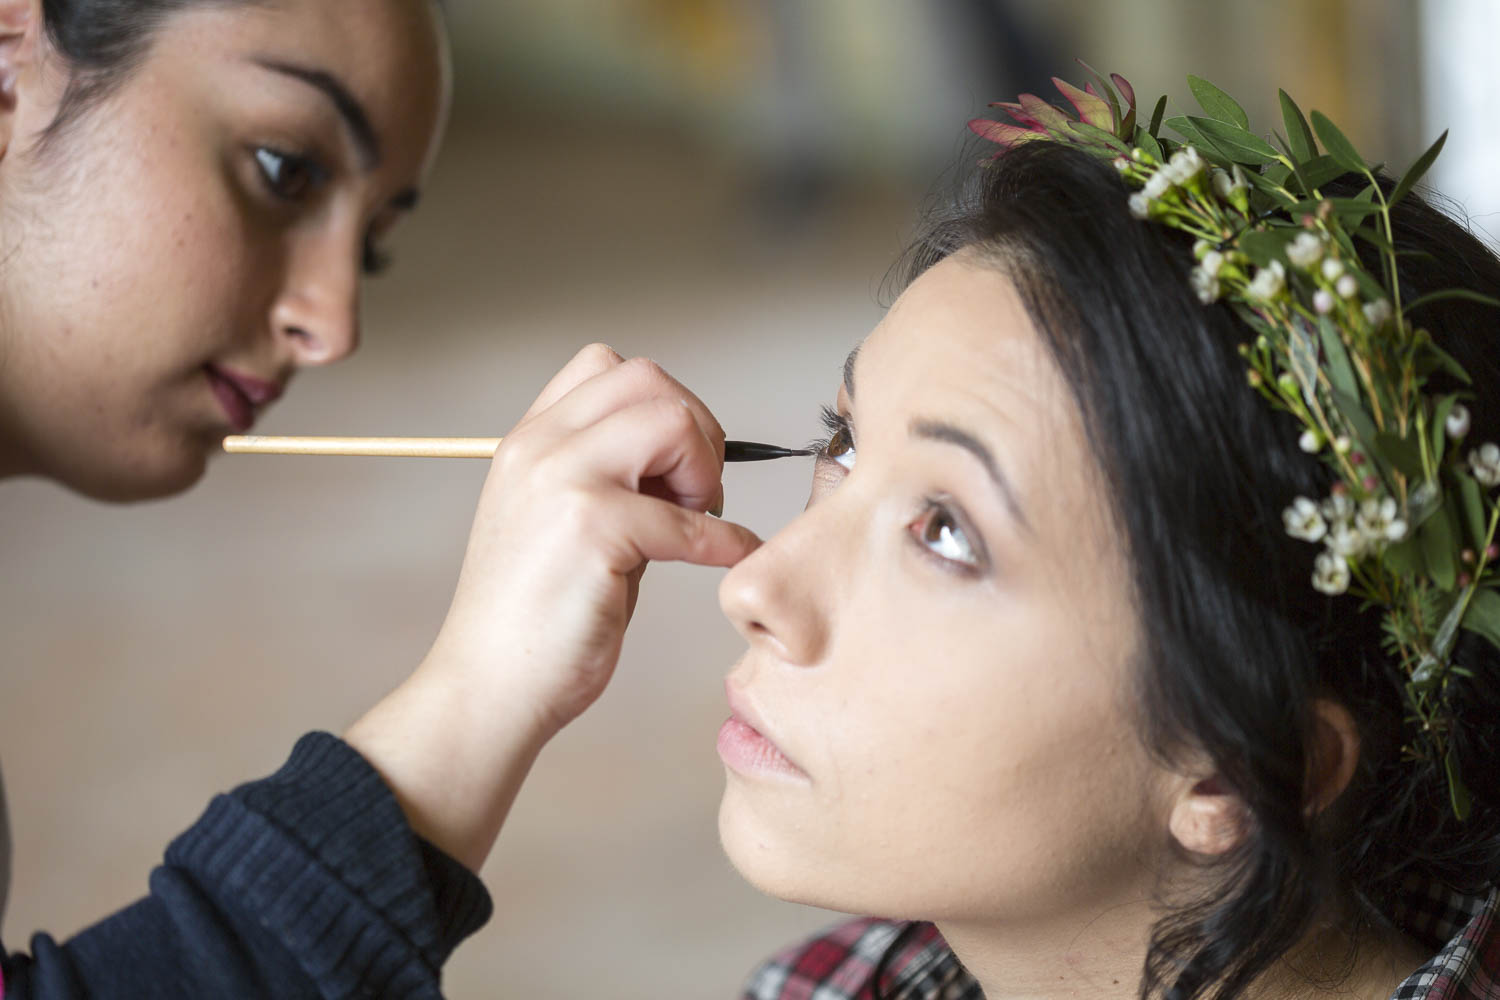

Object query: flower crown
[970,64,1500,819]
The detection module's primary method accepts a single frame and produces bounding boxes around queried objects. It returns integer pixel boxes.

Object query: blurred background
[2,1,1494,996]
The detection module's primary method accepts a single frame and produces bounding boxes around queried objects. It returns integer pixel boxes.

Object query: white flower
[1143,170,1172,200]
[1363,298,1393,327]
[1299,429,1323,453]
[1128,192,1151,219]
[1165,146,1205,185]
[1356,497,1408,544]
[1193,239,1211,259]
[1321,258,1345,281]
[1470,442,1500,487]
[1313,289,1335,314]
[1283,497,1328,542]
[1113,156,1131,173]
[1446,404,1471,440]
[1191,267,1222,304]
[1312,552,1351,595]
[1336,274,1358,299]
[1212,165,1248,200]
[1326,520,1366,559]
[1200,250,1224,277]
[1333,435,1353,455]
[1321,493,1355,524]
[1286,232,1326,269]
[1246,260,1287,302]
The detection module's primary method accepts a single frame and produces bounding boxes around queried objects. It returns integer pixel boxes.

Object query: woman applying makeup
[0,0,754,994]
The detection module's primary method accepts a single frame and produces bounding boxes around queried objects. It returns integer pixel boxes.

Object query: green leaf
[1188,75,1250,128]
[1298,154,1354,192]
[1241,168,1297,207]
[1188,116,1279,164]
[1461,587,1500,650]
[1378,430,1424,480]
[1290,198,1384,222]
[1238,229,1292,267]
[1133,127,1163,163]
[1164,116,1231,163]
[1074,60,1123,131]
[1421,342,1473,384]
[1446,750,1471,821]
[1458,474,1488,548]
[1421,504,1457,590]
[1404,288,1500,315]
[1317,315,1359,400]
[1263,162,1293,186]
[1431,394,1459,467]
[1148,94,1167,136]
[1391,130,1448,207]
[1279,89,1317,161]
[1330,387,1379,455]
[1310,111,1367,174]
[1066,120,1130,152]
[1383,536,1426,578]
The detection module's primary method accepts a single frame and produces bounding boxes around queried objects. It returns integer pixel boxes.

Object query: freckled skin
[0,0,451,500]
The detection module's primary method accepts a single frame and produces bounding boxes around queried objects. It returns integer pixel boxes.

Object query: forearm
[343,652,556,873]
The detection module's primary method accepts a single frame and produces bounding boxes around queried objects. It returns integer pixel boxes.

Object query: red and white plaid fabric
[741,885,1499,1000]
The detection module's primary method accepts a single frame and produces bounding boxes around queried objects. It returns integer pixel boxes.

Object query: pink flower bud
[1459,572,1473,588]
[1331,481,1348,496]
[1362,475,1379,491]
[1462,549,1477,565]
[1350,452,1366,466]
[1488,544,1500,561]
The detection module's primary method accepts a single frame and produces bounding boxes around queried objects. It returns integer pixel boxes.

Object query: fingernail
[708,486,725,519]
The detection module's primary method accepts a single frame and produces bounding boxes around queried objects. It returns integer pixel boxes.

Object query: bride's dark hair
[891,139,1500,1000]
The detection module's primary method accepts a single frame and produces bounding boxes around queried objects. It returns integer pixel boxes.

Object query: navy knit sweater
[0,732,492,997]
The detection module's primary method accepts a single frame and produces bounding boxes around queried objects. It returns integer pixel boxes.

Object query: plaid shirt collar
[743,885,1500,1000]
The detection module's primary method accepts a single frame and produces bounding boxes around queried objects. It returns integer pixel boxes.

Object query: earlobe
[1305,698,1361,817]
[1168,775,1253,856]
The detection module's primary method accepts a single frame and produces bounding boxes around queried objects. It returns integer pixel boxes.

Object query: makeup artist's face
[717,252,1172,927]
[0,0,449,499]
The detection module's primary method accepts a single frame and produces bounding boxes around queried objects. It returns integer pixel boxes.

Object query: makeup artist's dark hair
[889,141,1500,1000]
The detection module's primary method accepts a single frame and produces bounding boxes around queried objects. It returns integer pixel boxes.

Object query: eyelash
[807,405,987,575]
[252,146,393,277]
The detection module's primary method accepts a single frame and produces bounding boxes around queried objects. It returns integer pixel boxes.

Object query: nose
[272,234,362,366]
[718,498,840,666]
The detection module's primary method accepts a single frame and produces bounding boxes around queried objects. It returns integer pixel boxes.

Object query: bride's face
[717,251,1174,926]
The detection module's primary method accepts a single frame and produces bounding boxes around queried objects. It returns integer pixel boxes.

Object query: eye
[811,404,856,472]
[254,147,328,201]
[910,499,985,572]
[362,241,392,276]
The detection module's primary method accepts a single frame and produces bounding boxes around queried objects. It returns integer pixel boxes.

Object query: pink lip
[204,365,283,432]
[719,679,808,781]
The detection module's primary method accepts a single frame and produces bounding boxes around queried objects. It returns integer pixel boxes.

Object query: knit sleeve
[0,732,492,998]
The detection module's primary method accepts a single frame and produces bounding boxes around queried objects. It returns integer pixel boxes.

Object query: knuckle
[577,342,623,369]
[622,356,671,391]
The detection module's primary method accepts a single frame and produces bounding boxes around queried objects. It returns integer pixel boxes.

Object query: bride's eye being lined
[810,404,856,472]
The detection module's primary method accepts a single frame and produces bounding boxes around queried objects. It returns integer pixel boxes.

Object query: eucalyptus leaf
[1310,111,1368,174]
[1383,536,1426,579]
[1446,751,1471,821]
[1421,504,1457,591]
[1189,75,1250,128]
[1279,89,1317,161]
[1458,474,1488,547]
[1330,387,1379,456]
[1263,162,1293,187]
[1317,316,1359,400]
[1404,288,1500,315]
[1290,198,1383,222]
[1148,94,1167,136]
[1134,128,1163,162]
[1391,130,1448,207]
[1188,116,1279,164]
[1289,320,1320,407]
[1241,169,1297,207]
[1238,229,1292,267]
[1461,587,1500,651]
[1408,480,1443,530]
[1164,116,1233,164]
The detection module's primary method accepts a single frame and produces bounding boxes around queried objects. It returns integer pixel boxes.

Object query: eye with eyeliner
[249,145,393,276]
[808,404,856,470]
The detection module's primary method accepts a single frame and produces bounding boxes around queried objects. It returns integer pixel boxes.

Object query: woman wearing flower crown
[723,72,1500,1000]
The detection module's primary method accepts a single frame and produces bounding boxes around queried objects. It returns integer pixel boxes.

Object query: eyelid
[911,496,990,576]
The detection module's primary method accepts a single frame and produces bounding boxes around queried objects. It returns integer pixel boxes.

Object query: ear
[1304,697,1361,817]
[0,0,41,159]
[1167,773,1253,856]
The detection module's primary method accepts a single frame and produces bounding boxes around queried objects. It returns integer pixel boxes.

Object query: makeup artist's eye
[811,405,856,472]
[911,500,984,571]
[254,147,328,201]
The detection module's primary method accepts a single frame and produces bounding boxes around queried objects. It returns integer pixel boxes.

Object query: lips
[205,364,283,432]
[719,680,808,780]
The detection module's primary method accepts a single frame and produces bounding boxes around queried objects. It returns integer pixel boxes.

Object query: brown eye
[254,147,326,201]
[911,501,982,569]
[825,426,856,468]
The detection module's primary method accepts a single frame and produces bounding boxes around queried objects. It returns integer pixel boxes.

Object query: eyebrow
[842,345,861,400]
[910,418,1032,531]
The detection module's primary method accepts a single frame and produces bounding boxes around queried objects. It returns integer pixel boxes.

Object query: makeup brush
[223,436,814,462]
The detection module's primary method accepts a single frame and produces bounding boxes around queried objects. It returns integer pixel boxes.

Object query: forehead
[158,0,450,170]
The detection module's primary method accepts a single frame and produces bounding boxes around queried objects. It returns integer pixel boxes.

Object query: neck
[939,902,1426,1000]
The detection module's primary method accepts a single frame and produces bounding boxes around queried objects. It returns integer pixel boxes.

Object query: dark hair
[892,141,1500,1000]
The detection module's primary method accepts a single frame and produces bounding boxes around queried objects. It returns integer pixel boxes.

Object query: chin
[62,442,210,503]
[718,785,865,915]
